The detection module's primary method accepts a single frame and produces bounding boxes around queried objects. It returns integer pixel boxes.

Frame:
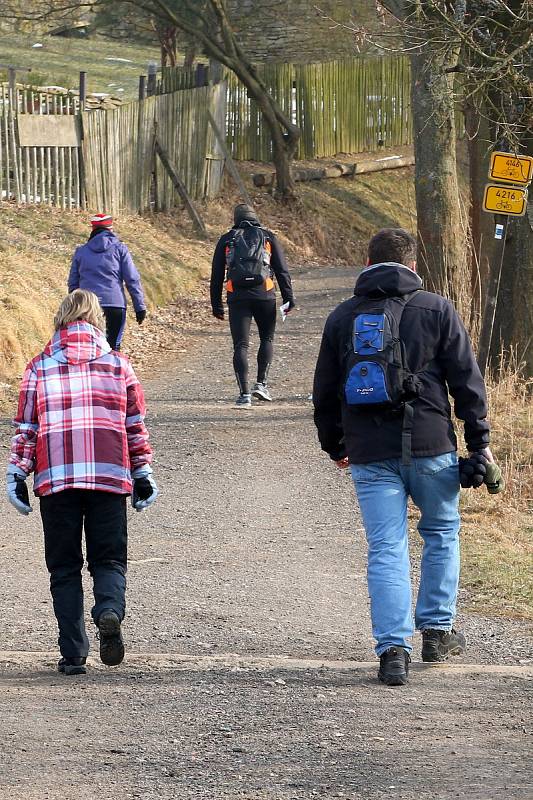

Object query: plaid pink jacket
[9,321,152,496]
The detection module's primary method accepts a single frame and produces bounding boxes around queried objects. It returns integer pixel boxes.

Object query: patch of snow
[32,43,43,48]
[105,57,133,63]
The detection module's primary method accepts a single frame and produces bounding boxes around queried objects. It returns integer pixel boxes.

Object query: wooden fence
[0,81,225,215]
[0,85,83,207]
[83,83,226,215]
[161,56,412,161]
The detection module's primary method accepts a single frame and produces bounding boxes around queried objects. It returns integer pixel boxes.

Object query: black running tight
[228,299,277,394]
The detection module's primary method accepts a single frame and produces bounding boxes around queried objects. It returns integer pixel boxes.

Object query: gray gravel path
[0,263,531,799]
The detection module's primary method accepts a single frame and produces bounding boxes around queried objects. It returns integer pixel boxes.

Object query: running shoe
[252,383,272,402]
[235,393,252,407]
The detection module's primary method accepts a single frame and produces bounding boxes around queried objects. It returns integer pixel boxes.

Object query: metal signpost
[477,152,533,375]
[477,151,533,375]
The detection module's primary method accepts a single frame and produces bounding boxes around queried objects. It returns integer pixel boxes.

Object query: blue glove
[131,465,158,512]
[6,465,33,515]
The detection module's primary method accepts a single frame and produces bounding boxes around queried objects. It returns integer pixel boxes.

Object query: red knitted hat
[90,213,113,228]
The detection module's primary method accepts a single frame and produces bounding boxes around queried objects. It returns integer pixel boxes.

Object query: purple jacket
[68,231,146,312]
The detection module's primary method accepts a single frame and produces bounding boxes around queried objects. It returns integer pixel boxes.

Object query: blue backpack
[344,293,421,463]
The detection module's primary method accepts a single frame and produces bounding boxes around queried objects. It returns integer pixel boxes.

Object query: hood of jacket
[354,262,423,298]
[235,219,261,230]
[44,321,111,365]
[86,229,120,254]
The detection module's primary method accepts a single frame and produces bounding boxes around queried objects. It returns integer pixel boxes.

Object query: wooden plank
[207,108,252,204]
[17,114,81,147]
[154,137,207,237]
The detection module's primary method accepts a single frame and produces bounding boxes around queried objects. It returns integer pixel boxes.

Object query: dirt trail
[0,264,531,799]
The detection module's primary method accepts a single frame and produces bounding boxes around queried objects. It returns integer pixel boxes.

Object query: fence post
[147,62,157,97]
[195,64,207,87]
[138,75,147,101]
[209,59,224,85]
[79,71,87,111]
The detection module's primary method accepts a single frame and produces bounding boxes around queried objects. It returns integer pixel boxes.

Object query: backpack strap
[397,291,420,467]
[401,402,415,466]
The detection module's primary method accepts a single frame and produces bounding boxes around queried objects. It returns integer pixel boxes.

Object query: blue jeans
[350,453,460,656]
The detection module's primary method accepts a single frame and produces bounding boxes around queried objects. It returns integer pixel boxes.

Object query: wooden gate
[0,85,83,207]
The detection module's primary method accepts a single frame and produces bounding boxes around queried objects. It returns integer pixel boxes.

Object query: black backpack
[343,293,421,464]
[226,223,271,288]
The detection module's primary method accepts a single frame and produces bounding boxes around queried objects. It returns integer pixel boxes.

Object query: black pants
[102,306,127,351]
[40,490,128,658]
[228,298,277,394]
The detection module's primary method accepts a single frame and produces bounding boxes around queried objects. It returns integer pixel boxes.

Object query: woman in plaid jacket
[6,290,159,675]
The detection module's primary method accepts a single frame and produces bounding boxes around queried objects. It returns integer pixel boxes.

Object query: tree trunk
[184,44,197,68]
[410,50,467,312]
[230,63,300,200]
[464,98,495,334]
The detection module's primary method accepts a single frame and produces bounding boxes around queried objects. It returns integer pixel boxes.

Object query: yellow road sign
[489,152,533,186]
[483,184,528,216]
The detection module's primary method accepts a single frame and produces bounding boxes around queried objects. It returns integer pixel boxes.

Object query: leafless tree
[1,0,302,200]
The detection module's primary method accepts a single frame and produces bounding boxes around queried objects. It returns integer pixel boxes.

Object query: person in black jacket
[211,204,295,407]
[313,228,494,686]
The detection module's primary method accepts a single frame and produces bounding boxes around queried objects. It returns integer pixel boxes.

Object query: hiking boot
[57,657,87,676]
[378,647,410,686]
[97,610,124,667]
[422,628,466,662]
[235,393,252,408]
[252,383,272,402]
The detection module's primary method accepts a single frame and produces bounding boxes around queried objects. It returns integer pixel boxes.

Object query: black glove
[132,476,154,505]
[286,299,296,312]
[459,452,488,489]
[212,308,225,320]
[14,475,31,507]
[136,309,146,325]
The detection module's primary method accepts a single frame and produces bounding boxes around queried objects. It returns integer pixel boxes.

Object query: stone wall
[227,0,378,63]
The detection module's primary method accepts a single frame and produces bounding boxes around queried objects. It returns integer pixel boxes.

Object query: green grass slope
[0,33,160,98]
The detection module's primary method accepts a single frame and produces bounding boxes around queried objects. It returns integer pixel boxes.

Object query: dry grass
[459,365,532,619]
[0,204,212,405]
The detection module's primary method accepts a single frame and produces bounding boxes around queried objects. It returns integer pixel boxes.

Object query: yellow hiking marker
[482,184,528,217]
[488,152,533,186]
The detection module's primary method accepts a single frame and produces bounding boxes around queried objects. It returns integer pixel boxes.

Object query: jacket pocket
[414,451,458,475]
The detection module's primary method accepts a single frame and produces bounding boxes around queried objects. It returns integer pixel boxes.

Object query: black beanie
[233,203,259,225]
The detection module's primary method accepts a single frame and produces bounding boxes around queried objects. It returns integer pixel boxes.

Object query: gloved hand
[6,465,33,515]
[131,465,158,512]
[285,299,296,312]
[458,452,488,488]
[484,462,505,494]
[136,309,146,325]
[213,309,225,321]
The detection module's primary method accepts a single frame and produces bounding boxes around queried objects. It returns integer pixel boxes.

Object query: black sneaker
[378,647,410,686]
[97,610,124,666]
[421,628,466,662]
[235,393,252,408]
[57,657,87,676]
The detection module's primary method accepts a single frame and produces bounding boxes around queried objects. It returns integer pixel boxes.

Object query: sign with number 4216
[482,184,528,217]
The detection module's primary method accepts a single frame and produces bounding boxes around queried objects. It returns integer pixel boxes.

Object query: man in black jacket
[313,228,493,686]
[211,204,295,407]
